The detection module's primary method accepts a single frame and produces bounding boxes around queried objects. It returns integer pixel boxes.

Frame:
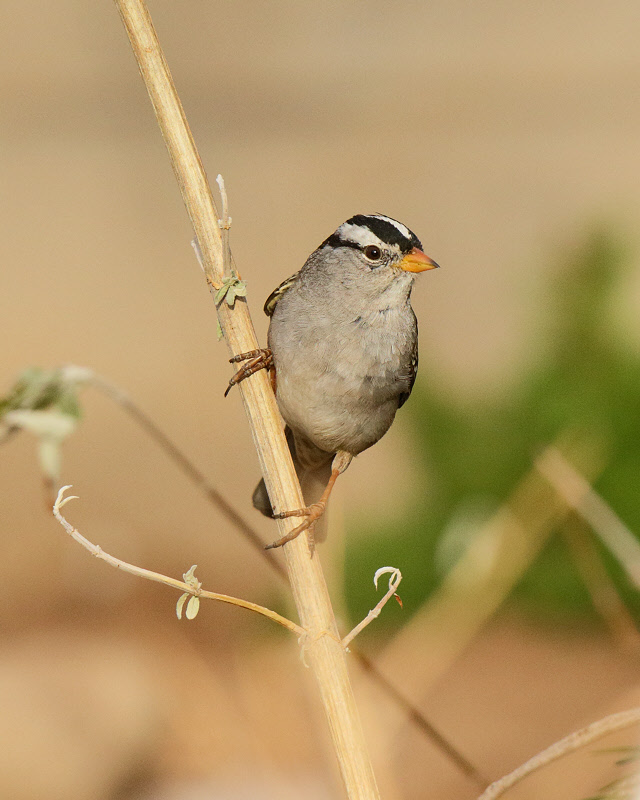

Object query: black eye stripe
[320,233,362,251]
[319,235,384,266]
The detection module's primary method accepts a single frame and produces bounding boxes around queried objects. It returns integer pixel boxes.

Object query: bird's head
[320,213,439,275]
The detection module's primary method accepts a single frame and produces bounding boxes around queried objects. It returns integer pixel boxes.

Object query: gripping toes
[224,348,273,397]
[272,507,312,520]
[266,502,326,549]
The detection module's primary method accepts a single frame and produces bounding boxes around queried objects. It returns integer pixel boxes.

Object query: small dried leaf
[232,281,247,297]
[214,285,228,305]
[182,565,201,594]
[373,566,401,591]
[176,592,189,620]
[183,564,198,582]
[186,595,200,619]
[213,277,247,309]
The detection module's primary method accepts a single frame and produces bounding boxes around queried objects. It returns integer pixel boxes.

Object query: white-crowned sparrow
[229,214,438,549]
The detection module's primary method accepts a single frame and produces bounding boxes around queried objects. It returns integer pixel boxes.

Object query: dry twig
[342,567,402,649]
[477,708,640,800]
[536,447,640,589]
[561,518,640,655]
[53,486,303,635]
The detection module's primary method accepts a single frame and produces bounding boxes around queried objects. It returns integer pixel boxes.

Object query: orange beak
[398,247,440,273]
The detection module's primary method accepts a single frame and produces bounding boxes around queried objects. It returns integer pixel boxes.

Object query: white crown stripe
[336,222,387,249]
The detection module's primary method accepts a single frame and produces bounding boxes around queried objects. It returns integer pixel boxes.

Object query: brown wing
[263,272,299,317]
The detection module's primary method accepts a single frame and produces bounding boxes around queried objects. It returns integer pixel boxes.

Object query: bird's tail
[252,426,333,542]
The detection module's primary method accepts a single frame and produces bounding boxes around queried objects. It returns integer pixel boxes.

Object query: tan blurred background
[3,2,640,799]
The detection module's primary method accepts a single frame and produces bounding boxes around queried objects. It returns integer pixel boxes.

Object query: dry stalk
[477,707,640,800]
[53,486,303,634]
[561,517,640,656]
[113,1,379,796]
[536,447,640,589]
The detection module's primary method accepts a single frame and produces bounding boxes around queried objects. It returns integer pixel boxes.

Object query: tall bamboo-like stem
[113,2,379,797]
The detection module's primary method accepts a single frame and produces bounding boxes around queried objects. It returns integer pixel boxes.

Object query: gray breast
[268,269,417,455]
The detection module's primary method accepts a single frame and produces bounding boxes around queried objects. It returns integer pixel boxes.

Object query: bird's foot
[265,502,326,550]
[264,452,352,550]
[224,348,273,397]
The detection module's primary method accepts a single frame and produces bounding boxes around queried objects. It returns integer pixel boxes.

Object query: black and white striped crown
[321,214,422,254]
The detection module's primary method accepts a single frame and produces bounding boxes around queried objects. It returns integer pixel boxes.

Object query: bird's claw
[224,348,273,397]
[266,502,326,549]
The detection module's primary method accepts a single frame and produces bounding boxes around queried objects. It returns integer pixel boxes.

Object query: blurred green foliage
[347,230,640,625]
[0,367,82,420]
[0,367,85,485]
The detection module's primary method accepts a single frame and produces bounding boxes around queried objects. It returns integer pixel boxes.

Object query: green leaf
[214,284,228,305]
[213,277,248,309]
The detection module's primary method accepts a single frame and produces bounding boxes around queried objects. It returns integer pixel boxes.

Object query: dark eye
[364,245,382,261]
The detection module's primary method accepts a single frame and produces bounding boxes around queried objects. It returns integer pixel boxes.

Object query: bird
[227,213,439,549]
